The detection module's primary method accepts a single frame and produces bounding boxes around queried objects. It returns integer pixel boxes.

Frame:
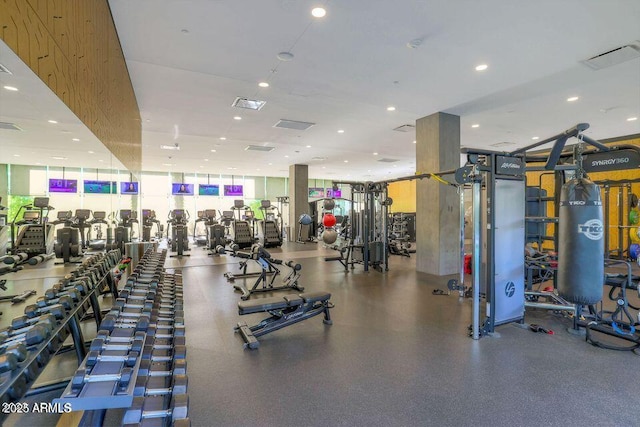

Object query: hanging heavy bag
[557,177,604,304]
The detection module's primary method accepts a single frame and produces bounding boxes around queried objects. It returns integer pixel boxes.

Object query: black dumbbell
[71,367,133,392]
[90,334,145,353]
[141,344,187,362]
[0,323,52,347]
[0,342,28,363]
[24,302,67,319]
[134,373,188,397]
[0,353,19,374]
[38,289,81,308]
[85,350,139,368]
[48,281,88,298]
[114,298,155,311]
[138,358,187,377]
[11,313,56,331]
[100,315,149,332]
[123,394,189,424]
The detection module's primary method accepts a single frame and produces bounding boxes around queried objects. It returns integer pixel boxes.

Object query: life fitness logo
[505,282,515,298]
[577,219,603,241]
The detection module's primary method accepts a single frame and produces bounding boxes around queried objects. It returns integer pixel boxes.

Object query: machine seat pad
[300,292,331,304]
[238,294,303,315]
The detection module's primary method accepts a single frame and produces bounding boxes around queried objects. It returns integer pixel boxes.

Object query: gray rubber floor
[181,244,639,427]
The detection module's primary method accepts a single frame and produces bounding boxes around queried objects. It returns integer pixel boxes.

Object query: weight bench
[235,292,333,349]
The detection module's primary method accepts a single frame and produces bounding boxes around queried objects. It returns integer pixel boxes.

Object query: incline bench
[235,292,333,349]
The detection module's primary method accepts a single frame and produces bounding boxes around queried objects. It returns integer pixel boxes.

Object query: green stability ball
[630,209,639,225]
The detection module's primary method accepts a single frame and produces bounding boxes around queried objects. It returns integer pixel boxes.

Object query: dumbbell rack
[55,248,190,426]
[0,250,122,419]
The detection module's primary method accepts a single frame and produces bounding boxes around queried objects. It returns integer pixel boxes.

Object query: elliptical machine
[142,209,163,242]
[194,210,217,246]
[87,211,110,251]
[111,209,135,252]
[168,209,190,257]
[257,200,283,248]
[54,209,89,264]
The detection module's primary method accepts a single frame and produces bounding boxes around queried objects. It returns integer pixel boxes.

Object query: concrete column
[288,164,308,241]
[416,112,460,275]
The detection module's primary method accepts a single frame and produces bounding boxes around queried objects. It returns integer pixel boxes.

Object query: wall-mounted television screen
[326,188,342,198]
[172,183,194,195]
[84,180,116,194]
[199,184,220,196]
[49,179,78,193]
[309,187,325,198]
[224,185,243,196]
[121,182,139,195]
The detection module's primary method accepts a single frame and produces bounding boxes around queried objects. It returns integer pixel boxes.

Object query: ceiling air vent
[232,97,266,111]
[377,158,399,163]
[581,41,640,70]
[0,122,22,131]
[393,124,415,132]
[245,145,275,152]
[0,64,12,74]
[490,142,515,148]
[273,119,315,131]
[311,157,327,161]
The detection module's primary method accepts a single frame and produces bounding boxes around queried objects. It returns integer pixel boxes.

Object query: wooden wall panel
[0,0,141,173]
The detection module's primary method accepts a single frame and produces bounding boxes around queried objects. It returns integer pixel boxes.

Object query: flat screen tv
[309,187,325,198]
[199,184,220,196]
[224,185,243,196]
[49,179,78,193]
[121,182,139,195]
[326,188,342,198]
[84,180,116,194]
[172,183,194,195]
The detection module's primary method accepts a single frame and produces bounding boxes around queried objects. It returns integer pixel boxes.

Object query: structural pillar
[416,112,460,275]
[288,164,309,241]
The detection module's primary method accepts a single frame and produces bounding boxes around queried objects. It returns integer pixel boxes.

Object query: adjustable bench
[235,292,333,349]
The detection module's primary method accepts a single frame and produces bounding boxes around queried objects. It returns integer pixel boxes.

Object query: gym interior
[0,1,639,426]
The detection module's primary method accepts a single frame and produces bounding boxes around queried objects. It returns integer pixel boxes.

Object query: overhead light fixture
[268,163,273,165]
[386,106,396,111]
[160,144,180,151]
[627,117,638,121]
[277,52,294,61]
[219,137,226,140]
[284,155,289,158]
[337,130,345,133]
[344,160,349,163]
[233,116,242,120]
[373,152,378,155]
[322,166,326,169]
[258,82,269,88]
[412,140,416,144]
[52,156,67,160]
[162,163,173,166]
[13,154,20,157]
[567,96,579,102]
[232,97,266,111]
[211,149,217,152]
[204,159,209,162]
[471,124,480,128]
[475,64,488,71]
[3,85,18,91]
[98,160,104,163]
[88,151,94,154]
[311,7,326,18]
[48,120,58,124]
[532,136,539,140]
[306,145,312,148]
[72,138,80,142]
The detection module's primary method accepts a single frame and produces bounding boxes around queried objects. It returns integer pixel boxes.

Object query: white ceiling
[2,1,640,182]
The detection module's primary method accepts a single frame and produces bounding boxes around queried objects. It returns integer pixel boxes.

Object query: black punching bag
[557,178,604,304]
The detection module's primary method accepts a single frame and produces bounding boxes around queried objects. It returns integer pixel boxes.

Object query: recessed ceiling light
[88,151,94,154]
[311,7,326,18]
[3,86,18,91]
[373,152,378,155]
[567,96,579,102]
[98,159,104,163]
[367,170,371,172]
[306,145,312,148]
[475,64,488,71]
[162,163,173,166]
[13,154,20,157]
[322,166,326,169]
[219,137,226,140]
[35,163,41,165]
[199,165,204,168]
[268,163,273,165]
[471,124,480,128]
[204,159,209,162]
[337,130,344,133]
[344,160,349,163]
[284,155,289,158]
[386,106,396,111]
[72,138,80,142]
[258,82,269,88]
[277,52,294,61]
[412,140,416,144]
[52,156,67,160]
[233,116,242,120]
[48,120,58,124]
[211,149,217,152]
[393,165,397,167]
[532,136,539,140]
[627,117,638,122]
